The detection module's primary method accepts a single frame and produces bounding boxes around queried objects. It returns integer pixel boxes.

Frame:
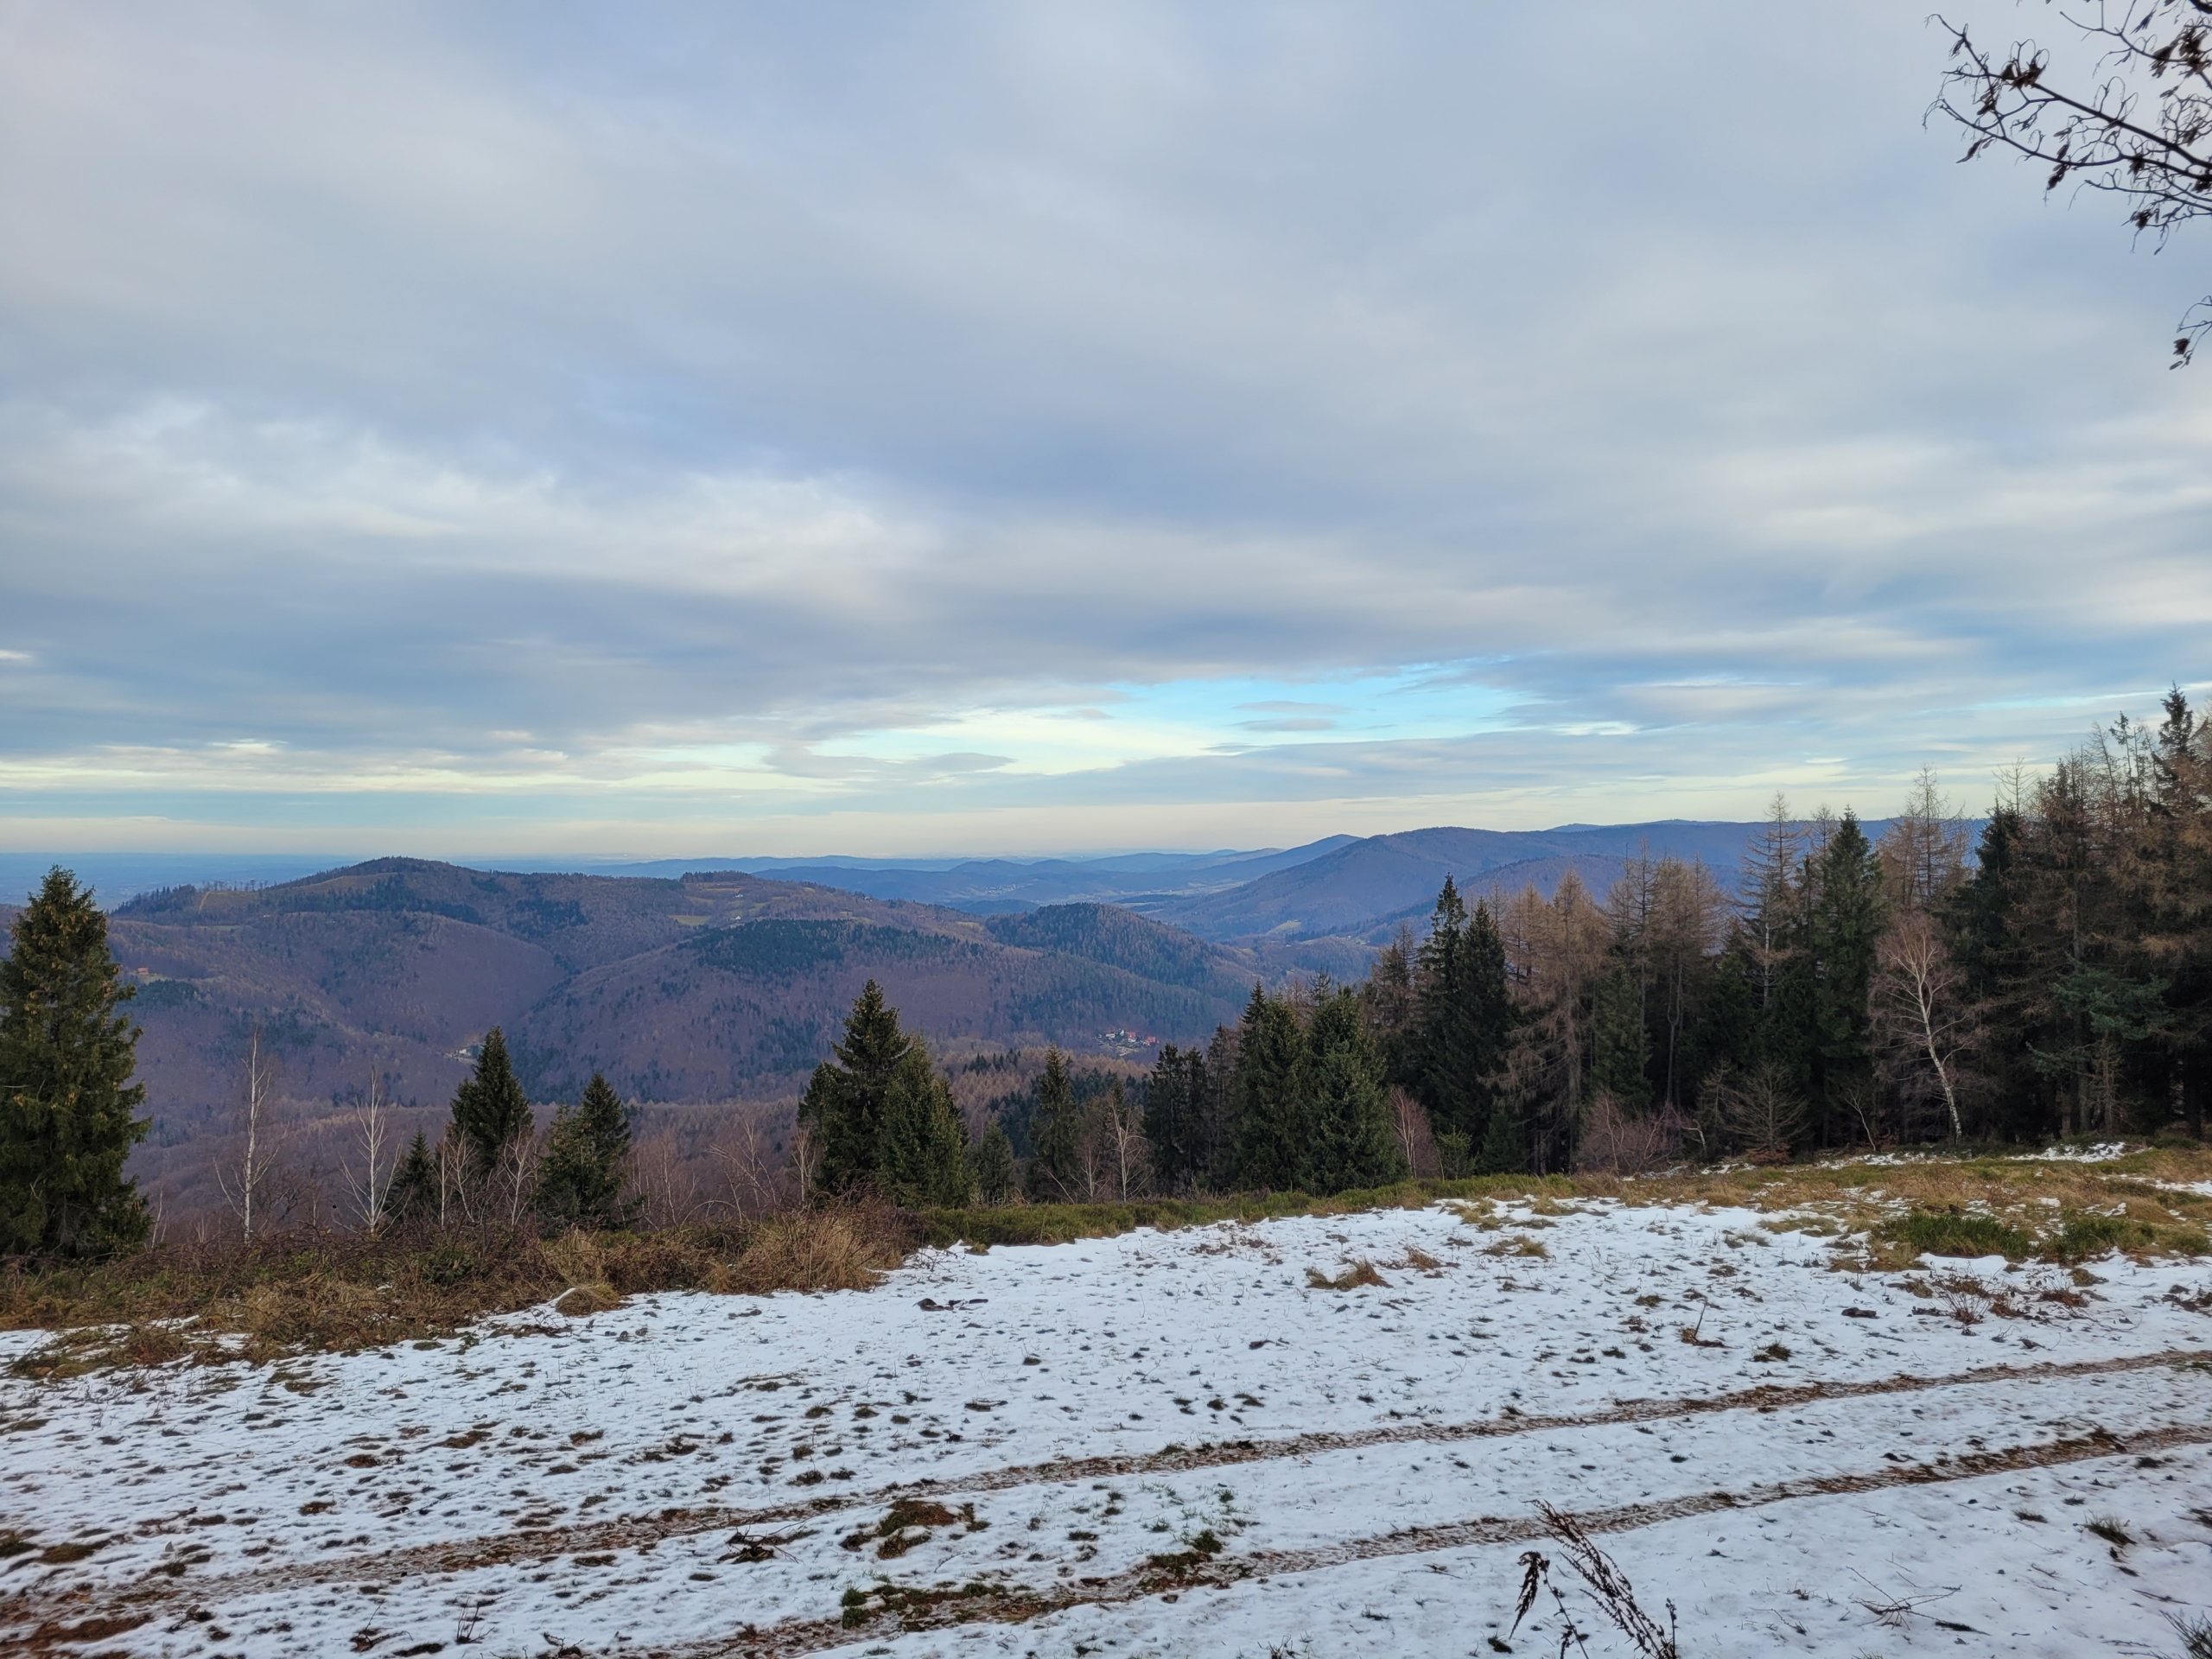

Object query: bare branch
[1933,2,2212,359]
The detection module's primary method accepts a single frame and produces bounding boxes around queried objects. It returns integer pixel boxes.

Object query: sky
[4,1,2210,861]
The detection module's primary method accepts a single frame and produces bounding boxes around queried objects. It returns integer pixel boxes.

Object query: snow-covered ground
[3,1196,2209,1657]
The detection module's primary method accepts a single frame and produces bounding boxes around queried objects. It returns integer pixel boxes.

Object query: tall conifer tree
[1301,986,1402,1192]
[536,1072,639,1229]
[1590,969,1650,1106]
[1025,1047,1081,1200]
[1809,811,1885,1129]
[799,981,917,1195]
[1141,1043,1210,1192]
[0,868,149,1256]
[388,1130,438,1224]
[450,1027,532,1174]
[970,1119,1016,1205]
[874,1046,971,1206]
[1409,882,1515,1144]
[1231,986,1306,1190]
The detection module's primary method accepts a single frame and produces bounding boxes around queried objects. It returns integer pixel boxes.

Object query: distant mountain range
[1145,820,1779,944]
[554,820,1781,944]
[632,820,1783,944]
[0,820,1754,922]
[0,820,1824,1194]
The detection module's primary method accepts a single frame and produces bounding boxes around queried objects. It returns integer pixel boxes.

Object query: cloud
[1,1,2207,853]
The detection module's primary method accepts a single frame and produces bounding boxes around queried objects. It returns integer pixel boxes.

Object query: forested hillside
[16,862,1246,1165]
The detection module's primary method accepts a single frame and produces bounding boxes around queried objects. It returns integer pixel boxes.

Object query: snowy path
[3,1197,2209,1656]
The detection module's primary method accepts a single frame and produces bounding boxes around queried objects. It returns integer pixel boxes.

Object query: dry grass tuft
[1484,1234,1550,1259]
[2,1199,918,1372]
[2084,1514,2134,1549]
[1304,1259,1389,1291]
[709,1206,906,1294]
[552,1281,622,1317]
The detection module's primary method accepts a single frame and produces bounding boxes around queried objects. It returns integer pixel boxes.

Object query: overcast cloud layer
[4,1,2209,857]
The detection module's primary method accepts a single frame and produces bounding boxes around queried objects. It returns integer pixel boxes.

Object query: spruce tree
[1199,1023,1241,1188]
[1809,811,1885,1129]
[1301,987,1402,1193]
[388,1130,438,1224]
[0,868,150,1257]
[1411,878,1470,1127]
[1141,1043,1207,1192]
[450,1027,532,1174]
[1473,1098,1523,1174]
[874,1047,970,1206]
[536,1072,639,1229]
[798,981,918,1195]
[1410,883,1515,1143]
[1026,1047,1081,1200]
[1232,985,1307,1190]
[970,1119,1016,1205]
[1590,969,1650,1107]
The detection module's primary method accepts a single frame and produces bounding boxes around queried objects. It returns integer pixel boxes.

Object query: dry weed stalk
[1534,1503,1679,1659]
[1848,1567,1961,1628]
[2166,1610,2212,1659]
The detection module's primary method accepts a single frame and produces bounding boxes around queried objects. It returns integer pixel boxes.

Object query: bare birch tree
[1388,1085,1439,1178]
[215,1025,283,1242]
[487,1128,540,1225]
[709,1107,790,1220]
[1102,1083,1149,1201]
[339,1069,397,1233]
[1873,909,1977,1139]
[436,1132,469,1228]
[789,1121,823,1203]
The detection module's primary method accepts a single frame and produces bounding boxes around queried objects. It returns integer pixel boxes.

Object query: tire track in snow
[687,1419,2212,1658]
[14,1346,2207,1625]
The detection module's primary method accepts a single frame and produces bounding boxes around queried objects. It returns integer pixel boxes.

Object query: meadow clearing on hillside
[7,1143,2208,1370]
[2,1147,2209,1657]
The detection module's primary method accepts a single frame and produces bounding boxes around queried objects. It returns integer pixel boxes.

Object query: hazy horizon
[5,3,2204,853]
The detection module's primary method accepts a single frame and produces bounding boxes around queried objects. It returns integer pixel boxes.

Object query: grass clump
[2083,1514,2134,1548]
[1145,1528,1224,1573]
[2046,1211,2209,1262]
[838,1497,980,1560]
[1304,1260,1388,1291]
[1484,1234,1550,1259]
[2166,1611,2212,1659]
[1878,1211,2032,1260]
